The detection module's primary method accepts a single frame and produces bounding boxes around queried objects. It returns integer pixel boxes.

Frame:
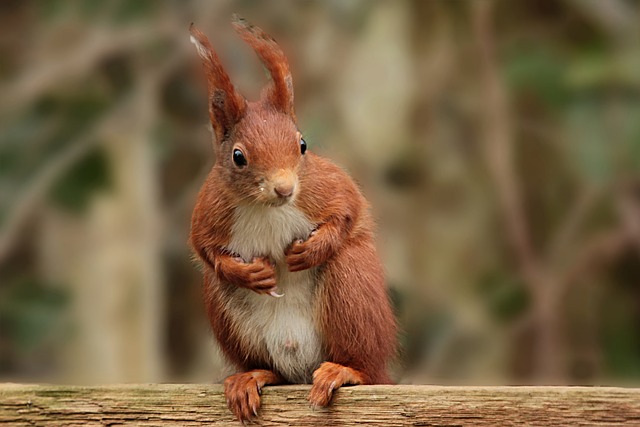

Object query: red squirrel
[188,16,397,422]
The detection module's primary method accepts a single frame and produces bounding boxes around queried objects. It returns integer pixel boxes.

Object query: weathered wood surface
[1,384,639,426]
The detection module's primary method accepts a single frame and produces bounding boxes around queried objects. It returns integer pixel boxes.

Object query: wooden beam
[1,384,639,426]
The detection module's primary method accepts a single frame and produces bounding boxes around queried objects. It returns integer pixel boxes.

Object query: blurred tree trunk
[472,0,567,382]
[532,283,565,381]
[40,98,164,383]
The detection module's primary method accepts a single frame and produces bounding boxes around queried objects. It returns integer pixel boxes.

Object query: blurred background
[1,0,639,386]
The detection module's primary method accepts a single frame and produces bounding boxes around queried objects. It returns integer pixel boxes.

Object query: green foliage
[0,278,70,354]
[567,54,640,89]
[388,285,404,318]
[602,291,640,379]
[566,93,640,184]
[0,88,109,182]
[616,101,640,174]
[36,0,156,23]
[78,0,111,19]
[49,147,111,212]
[505,47,570,110]
[0,84,111,222]
[35,0,69,19]
[479,273,529,322]
[111,0,156,24]
[0,111,42,179]
[401,305,454,369]
[566,96,614,185]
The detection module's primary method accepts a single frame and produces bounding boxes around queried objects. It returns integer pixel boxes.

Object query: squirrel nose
[274,184,294,198]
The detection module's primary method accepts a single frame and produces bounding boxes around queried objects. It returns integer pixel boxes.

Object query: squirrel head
[190,16,306,207]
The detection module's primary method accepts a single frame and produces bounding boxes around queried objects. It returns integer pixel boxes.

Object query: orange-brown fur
[189,16,396,423]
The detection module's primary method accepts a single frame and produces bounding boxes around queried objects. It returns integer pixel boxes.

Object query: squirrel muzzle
[269,169,298,203]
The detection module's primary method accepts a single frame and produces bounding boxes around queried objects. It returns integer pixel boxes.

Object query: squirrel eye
[232,148,247,167]
[300,138,307,155]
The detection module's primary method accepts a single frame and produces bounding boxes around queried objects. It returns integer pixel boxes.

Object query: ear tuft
[231,13,245,26]
[189,24,213,62]
[231,14,273,42]
[189,34,205,57]
[231,16,295,119]
[189,24,246,143]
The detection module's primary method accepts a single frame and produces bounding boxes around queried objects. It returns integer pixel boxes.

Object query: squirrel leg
[311,239,397,407]
[223,369,283,422]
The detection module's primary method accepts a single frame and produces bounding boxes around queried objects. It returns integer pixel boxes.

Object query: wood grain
[1,384,639,426]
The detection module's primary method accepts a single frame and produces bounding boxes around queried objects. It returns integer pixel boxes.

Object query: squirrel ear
[189,24,246,143]
[232,15,295,120]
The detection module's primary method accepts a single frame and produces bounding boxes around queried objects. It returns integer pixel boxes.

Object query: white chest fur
[225,203,323,383]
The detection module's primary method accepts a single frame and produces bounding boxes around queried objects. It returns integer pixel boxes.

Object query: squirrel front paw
[219,256,279,295]
[224,370,282,423]
[285,230,330,272]
[308,362,364,407]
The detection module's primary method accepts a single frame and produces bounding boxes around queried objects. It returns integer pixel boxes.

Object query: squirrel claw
[269,290,284,298]
[328,380,336,397]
